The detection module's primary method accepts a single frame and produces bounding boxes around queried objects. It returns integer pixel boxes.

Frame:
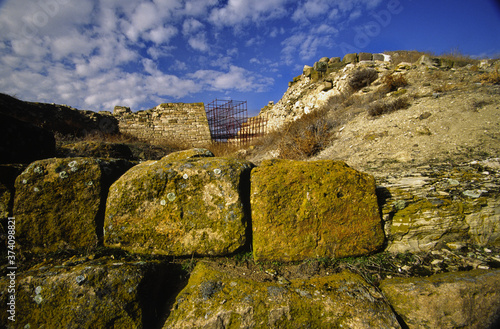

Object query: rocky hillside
[251,51,500,169]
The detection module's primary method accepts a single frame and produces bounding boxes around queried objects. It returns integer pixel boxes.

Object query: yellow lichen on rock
[251,159,384,261]
[104,157,253,256]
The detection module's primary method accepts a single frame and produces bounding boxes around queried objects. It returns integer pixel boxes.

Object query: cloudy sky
[1,0,499,115]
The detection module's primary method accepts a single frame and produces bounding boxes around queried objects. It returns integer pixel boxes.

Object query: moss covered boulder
[0,258,183,328]
[164,262,400,328]
[251,160,384,261]
[58,141,134,159]
[162,148,214,162]
[104,157,253,256]
[14,158,132,253]
[380,270,500,328]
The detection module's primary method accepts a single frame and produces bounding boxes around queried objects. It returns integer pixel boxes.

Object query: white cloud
[188,32,209,52]
[182,18,204,35]
[281,32,333,65]
[209,0,289,27]
[189,65,273,92]
[147,25,178,44]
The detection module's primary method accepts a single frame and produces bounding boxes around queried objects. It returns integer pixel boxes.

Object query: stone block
[343,53,358,64]
[381,270,500,329]
[313,61,328,72]
[14,157,132,253]
[373,53,385,61]
[329,57,341,63]
[359,52,372,61]
[251,160,384,261]
[105,157,254,256]
[164,262,400,329]
[0,259,182,328]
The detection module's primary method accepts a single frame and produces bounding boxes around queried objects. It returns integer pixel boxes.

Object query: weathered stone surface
[58,141,134,159]
[0,259,183,329]
[251,160,384,261]
[380,270,500,329]
[313,61,328,72]
[359,52,372,61]
[418,55,441,67]
[162,148,214,162]
[14,157,133,253]
[104,157,253,256]
[113,102,211,147]
[164,262,401,329]
[343,53,358,63]
[373,53,385,61]
[303,65,314,77]
[319,56,330,63]
[329,57,341,63]
[380,162,500,253]
[0,113,56,164]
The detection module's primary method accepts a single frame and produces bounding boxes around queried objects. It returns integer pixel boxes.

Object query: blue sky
[0,0,499,116]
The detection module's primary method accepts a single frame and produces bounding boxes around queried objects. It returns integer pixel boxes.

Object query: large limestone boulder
[14,157,132,253]
[104,157,253,256]
[162,148,214,162]
[164,262,401,329]
[0,113,55,164]
[0,258,182,328]
[380,270,500,329]
[251,160,384,261]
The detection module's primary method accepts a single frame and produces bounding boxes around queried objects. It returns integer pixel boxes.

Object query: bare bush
[277,108,336,159]
[382,73,408,92]
[348,68,378,91]
[367,97,411,117]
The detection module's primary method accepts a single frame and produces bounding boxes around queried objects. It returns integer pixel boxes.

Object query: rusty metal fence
[206,99,267,145]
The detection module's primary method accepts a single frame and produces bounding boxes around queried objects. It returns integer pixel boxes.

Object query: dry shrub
[478,68,500,85]
[367,96,410,117]
[382,73,408,92]
[278,108,336,159]
[348,68,378,91]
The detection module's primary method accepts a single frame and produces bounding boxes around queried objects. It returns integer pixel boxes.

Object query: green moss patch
[251,160,384,261]
[164,262,399,328]
[104,157,253,256]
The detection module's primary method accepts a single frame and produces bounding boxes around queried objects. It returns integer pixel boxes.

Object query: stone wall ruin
[113,102,212,147]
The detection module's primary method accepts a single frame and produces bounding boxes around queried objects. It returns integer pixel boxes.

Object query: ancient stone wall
[113,102,212,147]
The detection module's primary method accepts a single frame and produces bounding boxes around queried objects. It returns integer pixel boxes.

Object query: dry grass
[381,73,408,92]
[366,96,411,117]
[348,68,378,91]
[477,68,500,85]
[385,50,431,65]
[277,108,336,160]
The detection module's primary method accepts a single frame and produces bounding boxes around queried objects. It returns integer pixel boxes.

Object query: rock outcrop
[14,157,132,252]
[381,269,500,328]
[0,93,119,137]
[164,262,401,329]
[104,154,253,256]
[251,160,384,261]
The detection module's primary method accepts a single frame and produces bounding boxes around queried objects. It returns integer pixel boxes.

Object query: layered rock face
[104,155,253,256]
[251,160,384,261]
